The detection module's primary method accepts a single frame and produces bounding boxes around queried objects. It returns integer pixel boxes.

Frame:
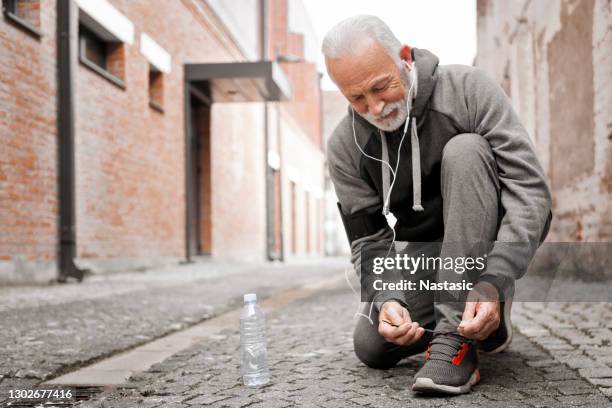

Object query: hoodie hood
[409,48,440,120]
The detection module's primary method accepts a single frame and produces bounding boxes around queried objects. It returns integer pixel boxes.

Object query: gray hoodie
[327,48,552,303]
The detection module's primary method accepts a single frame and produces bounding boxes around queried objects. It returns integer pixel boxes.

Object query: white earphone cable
[351,108,397,180]
[347,61,417,325]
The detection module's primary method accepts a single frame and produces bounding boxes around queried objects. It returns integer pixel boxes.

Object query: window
[140,33,171,110]
[2,0,41,37]
[78,24,126,88]
[148,65,164,112]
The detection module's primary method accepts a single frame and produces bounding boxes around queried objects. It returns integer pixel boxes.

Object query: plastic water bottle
[240,293,270,387]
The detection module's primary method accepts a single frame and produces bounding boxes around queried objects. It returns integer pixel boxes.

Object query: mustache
[377,104,399,119]
[367,100,404,121]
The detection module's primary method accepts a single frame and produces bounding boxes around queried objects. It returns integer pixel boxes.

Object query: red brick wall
[281,60,322,148]
[1,0,324,281]
[0,0,58,276]
[74,0,264,263]
[1,0,270,280]
[269,0,322,149]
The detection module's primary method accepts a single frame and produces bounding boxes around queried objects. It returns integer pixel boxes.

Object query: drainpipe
[261,0,284,261]
[261,0,273,260]
[276,98,285,261]
[56,0,86,282]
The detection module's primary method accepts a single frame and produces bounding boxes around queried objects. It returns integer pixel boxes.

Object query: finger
[396,324,424,346]
[394,322,420,343]
[387,322,412,339]
[382,326,410,345]
[381,323,412,344]
[416,327,425,340]
[459,302,477,330]
[378,321,410,339]
[392,324,417,345]
[378,323,396,339]
[380,319,399,328]
[463,314,487,337]
[462,305,490,336]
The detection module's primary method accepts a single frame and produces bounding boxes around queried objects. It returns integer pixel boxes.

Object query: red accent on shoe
[425,341,432,360]
[452,343,469,366]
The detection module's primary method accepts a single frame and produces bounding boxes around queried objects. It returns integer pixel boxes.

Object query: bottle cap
[243,293,257,303]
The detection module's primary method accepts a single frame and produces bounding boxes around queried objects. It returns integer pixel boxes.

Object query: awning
[184,61,292,103]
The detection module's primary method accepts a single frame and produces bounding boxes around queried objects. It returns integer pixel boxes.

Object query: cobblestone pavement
[77,286,611,407]
[0,259,345,398]
[514,302,612,398]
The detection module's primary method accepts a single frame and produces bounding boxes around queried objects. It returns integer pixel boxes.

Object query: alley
[1,260,610,407]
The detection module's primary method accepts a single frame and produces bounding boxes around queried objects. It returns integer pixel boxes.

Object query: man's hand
[458,281,500,340]
[378,301,425,346]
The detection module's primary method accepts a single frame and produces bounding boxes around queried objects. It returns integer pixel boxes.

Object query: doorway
[186,88,212,259]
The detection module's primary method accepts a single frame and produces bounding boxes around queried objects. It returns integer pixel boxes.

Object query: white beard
[360,98,409,132]
[360,65,414,132]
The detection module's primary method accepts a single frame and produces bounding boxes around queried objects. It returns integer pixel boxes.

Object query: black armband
[337,202,388,245]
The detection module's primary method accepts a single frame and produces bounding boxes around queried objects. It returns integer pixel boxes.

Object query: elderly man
[324,15,552,394]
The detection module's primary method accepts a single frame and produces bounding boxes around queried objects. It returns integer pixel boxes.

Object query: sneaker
[412,333,479,395]
[480,296,513,353]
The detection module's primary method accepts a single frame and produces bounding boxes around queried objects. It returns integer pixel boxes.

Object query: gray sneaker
[412,333,480,395]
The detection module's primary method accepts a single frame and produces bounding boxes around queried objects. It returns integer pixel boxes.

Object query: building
[322,89,350,257]
[475,0,611,244]
[0,0,324,284]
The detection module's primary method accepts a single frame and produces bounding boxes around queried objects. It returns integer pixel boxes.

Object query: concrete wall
[476,0,611,243]
[276,105,325,258]
[267,0,326,259]
[210,102,267,261]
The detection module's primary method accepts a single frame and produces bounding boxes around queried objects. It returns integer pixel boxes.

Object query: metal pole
[183,81,193,263]
[276,102,285,261]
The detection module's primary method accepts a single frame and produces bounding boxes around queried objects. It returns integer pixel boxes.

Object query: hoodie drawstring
[380,117,424,214]
[410,118,424,212]
[381,131,391,215]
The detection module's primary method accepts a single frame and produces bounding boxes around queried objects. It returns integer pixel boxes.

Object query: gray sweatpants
[354,133,548,369]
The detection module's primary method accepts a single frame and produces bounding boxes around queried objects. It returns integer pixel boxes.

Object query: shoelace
[381,321,460,336]
[380,319,474,364]
[426,332,473,364]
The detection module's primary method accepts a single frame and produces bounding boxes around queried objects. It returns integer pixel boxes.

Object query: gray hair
[322,15,402,66]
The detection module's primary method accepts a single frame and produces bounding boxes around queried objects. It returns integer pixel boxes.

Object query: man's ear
[400,45,412,64]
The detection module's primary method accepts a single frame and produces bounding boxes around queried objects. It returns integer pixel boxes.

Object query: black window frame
[78,23,125,89]
[2,0,42,38]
